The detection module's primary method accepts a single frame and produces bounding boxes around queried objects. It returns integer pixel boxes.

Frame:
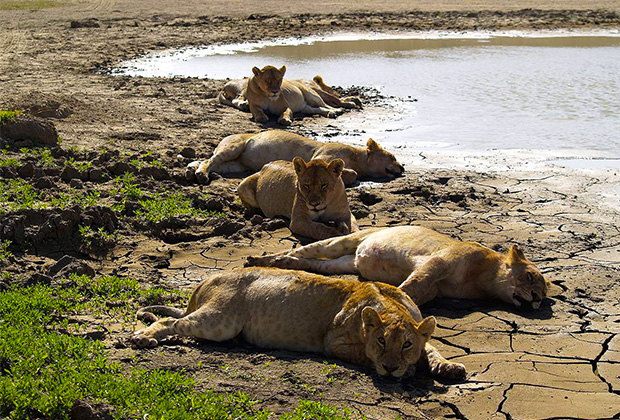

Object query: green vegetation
[0,277,362,419]
[0,150,19,168]
[0,179,42,212]
[0,0,61,10]
[78,224,115,252]
[38,148,55,167]
[0,240,12,266]
[65,156,93,172]
[129,151,165,170]
[0,110,20,124]
[135,191,225,223]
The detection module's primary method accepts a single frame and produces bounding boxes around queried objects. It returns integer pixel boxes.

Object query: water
[114,32,620,170]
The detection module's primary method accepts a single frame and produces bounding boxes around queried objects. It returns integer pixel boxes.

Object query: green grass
[135,191,225,224]
[0,0,61,10]
[0,179,42,212]
[0,110,20,124]
[65,157,93,172]
[0,240,11,266]
[0,278,363,420]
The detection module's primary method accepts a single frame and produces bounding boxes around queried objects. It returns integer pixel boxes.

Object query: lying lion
[132,267,466,380]
[186,130,404,184]
[247,226,549,309]
[219,67,362,125]
[238,157,358,240]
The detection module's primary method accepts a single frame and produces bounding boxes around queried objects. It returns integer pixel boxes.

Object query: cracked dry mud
[1,2,620,419]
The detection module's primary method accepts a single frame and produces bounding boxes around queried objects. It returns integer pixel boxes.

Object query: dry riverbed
[1,2,619,419]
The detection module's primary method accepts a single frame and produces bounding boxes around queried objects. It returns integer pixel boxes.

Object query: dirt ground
[1,1,620,419]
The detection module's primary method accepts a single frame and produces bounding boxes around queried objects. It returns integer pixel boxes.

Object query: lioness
[219,68,361,125]
[186,130,404,185]
[247,226,549,309]
[131,267,466,380]
[238,157,358,240]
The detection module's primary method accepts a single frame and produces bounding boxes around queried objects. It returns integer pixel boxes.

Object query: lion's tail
[137,305,186,323]
[218,90,235,107]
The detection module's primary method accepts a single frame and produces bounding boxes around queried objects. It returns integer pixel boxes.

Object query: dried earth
[1,1,619,419]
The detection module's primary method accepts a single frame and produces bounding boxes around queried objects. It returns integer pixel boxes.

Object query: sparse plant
[65,157,93,172]
[0,240,12,266]
[135,191,225,223]
[78,225,115,253]
[0,179,43,212]
[0,150,19,168]
[0,110,21,124]
[38,148,55,167]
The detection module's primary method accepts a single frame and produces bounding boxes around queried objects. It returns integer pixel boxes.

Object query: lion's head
[504,245,548,309]
[362,306,435,378]
[293,157,344,212]
[365,139,405,179]
[251,65,286,100]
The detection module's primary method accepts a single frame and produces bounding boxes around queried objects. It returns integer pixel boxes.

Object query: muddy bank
[1,3,620,420]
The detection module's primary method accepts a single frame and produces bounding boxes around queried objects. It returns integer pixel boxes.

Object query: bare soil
[1,1,619,419]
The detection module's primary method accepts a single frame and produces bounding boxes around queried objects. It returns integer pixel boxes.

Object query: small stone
[179,147,196,158]
[250,214,264,225]
[88,168,106,182]
[17,162,35,178]
[60,165,82,181]
[139,166,170,180]
[35,176,55,189]
[69,179,83,189]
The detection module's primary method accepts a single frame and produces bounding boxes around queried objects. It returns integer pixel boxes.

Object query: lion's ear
[279,65,287,76]
[508,244,526,263]
[362,306,382,331]
[416,316,436,340]
[366,138,381,152]
[328,159,345,177]
[293,157,307,175]
[252,66,261,76]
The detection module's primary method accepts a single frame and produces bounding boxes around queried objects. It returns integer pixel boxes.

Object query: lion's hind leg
[191,134,252,184]
[250,254,358,275]
[132,306,242,349]
[300,89,344,118]
[237,174,260,208]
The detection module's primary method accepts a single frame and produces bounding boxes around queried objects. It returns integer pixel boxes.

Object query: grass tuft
[0,110,21,124]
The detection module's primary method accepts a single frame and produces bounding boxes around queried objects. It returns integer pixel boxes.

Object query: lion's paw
[430,361,467,381]
[131,332,158,349]
[278,117,292,126]
[195,170,211,185]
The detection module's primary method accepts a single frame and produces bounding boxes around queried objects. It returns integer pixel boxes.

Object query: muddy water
[116,33,620,169]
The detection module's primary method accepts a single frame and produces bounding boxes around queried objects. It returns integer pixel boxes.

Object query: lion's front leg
[277,107,294,126]
[250,104,269,123]
[421,343,467,381]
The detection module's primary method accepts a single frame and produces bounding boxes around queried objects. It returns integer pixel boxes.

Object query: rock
[250,214,264,225]
[69,399,114,420]
[261,218,288,231]
[358,190,383,206]
[48,255,95,279]
[139,166,170,180]
[208,218,245,237]
[61,165,82,181]
[88,168,106,182]
[107,161,137,175]
[17,162,35,178]
[69,179,84,189]
[179,147,196,158]
[34,177,55,189]
[69,19,100,29]
[0,114,59,146]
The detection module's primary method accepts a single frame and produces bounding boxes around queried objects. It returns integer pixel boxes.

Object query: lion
[247,226,549,309]
[131,267,466,380]
[238,157,358,240]
[219,70,362,123]
[186,130,404,185]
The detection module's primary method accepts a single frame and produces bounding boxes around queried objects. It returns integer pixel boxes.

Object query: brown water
[115,32,620,168]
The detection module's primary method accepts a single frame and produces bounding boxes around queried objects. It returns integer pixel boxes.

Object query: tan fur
[131,267,466,380]
[187,130,404,184]
[238,158,359,240]
[218,69,362,123]
[247,226,549,309]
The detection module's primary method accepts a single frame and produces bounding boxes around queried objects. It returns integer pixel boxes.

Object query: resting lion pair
[218,65,362,126]
[132,228,547,380]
